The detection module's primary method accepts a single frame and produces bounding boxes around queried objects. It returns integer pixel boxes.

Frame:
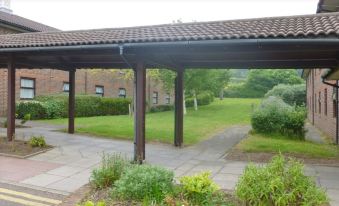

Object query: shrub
[224,83,265,98]
[114,165,174,202]
[265,84,306,106]
[16,101,47,120]
[20,113,31,125]
[179,171,219,205]
[77,200,106,206]
[29,136,46,147]
[150,105,174,113]
[91,153,131,189]
[236,154,328,205]
[98,98,131,116]
[186,91,214,107]
[251,96,306,139]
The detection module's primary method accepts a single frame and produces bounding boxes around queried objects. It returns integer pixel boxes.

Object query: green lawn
[41,98,260,144]
[237,132,339,159]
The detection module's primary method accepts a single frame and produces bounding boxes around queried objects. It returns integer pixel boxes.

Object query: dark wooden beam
[134,61,146,163]
[174,69,184,147]
[68,68,76,134]
[7,55,15,141]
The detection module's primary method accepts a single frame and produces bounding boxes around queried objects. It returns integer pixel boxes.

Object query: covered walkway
[0,12,339,162]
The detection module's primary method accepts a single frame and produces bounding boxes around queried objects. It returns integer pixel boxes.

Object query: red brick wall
[306,69,337,142]
[0,68,173,116]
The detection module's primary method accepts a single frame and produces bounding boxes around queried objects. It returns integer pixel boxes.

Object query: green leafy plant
[236,154,328,206]
[29,136,46,147]
[77,200,106,206]
[114,165,174,202]
[251,96,306,139]
[20,113,31,125]
[91,153,131,189]
[185,91,215,107]
[150,105,174,113]
[265,84,306,106]
[179,171,219,205]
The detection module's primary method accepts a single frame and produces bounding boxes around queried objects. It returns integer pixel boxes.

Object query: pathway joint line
[0,188,62,204]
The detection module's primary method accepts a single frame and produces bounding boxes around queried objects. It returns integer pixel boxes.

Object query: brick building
[0,1,172,116]
[302,0,339,144]
[303,69,338,143]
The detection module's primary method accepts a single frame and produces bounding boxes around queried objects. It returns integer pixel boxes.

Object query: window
[324,88,327,116]
[315,94,317,113]
[152,92,158,104]
[165,93,170,104]
[95,85,104,97]
[119,88,126,98]
[63,82,69,92]
[20,78,35,99]
[319,91,321,114]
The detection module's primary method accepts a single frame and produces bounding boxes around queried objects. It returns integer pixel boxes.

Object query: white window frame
[20,78,35,99]
[152,91,158,104]
[63,82,70,92]
[119,88,126,98]
[95,85,104,97]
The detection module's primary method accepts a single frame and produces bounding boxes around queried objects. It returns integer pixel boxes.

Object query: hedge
[149,105,174,113]
[251,96,306,139]
[265,84,306,106]
[186,91,214,107]
[224,83,265,98]
[17,94,132,120]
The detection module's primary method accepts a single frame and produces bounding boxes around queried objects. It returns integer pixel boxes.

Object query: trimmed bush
[150,105,174,113]
[265,84,306,106]
[114,165,174,202]
[17,94,131,119]
[224,83,265,98]
[186,91,214,107]
[91,153,131,189]
[251,96,306,139]
[236,154,328,205]
[16,101,47,120]
[98,98,131,116]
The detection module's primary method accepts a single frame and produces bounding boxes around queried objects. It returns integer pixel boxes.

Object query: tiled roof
[0,12,338,49]
[0,11,59,32]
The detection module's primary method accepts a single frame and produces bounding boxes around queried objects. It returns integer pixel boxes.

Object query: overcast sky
[11,0,319,31]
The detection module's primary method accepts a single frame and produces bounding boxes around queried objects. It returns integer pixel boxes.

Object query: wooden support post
[68,69,76,134]
[174,69,184,147]
[7,55,15,141]
[134,62,146,163]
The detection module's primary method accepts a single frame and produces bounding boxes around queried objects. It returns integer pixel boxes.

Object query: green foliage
[17,94,131,120]
[149,105,174,113]
[186,91,214,107]
[236,154,328,206]
[225,69,304,98]
[20,113,31,125]
[251,97,306,139]
[77,200,106,206]
[179,172,219,205]
[98,97,131,116]
[114,165,174,202]
[265,84,306,106]
[224,83,264,98]
[29,136,46,147]
[91,153,131,189]
[16,101,47,120]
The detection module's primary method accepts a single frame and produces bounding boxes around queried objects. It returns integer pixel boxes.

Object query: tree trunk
[193,90,198,111]
[219,89,224,100]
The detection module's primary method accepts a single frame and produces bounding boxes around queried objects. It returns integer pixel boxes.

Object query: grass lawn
[237,132,339,159]
[40,98,260,145]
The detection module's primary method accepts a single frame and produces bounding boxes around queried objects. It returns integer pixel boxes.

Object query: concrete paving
[0,122,339,205]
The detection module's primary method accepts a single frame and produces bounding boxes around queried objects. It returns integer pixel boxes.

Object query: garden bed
[227,132,339,166]
[0,137,52,158]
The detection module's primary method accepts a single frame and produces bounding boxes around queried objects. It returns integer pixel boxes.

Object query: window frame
[118,88,126,98]
[20,77,36,100]
[165,93,170,104]
[63,82,70,93]
[95,85,104,97]
[152,91,158,105]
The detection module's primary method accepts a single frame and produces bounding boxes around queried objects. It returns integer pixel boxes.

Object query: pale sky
[11,0,319,31]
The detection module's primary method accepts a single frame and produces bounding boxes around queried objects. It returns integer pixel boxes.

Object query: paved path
[0,122,339,205]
